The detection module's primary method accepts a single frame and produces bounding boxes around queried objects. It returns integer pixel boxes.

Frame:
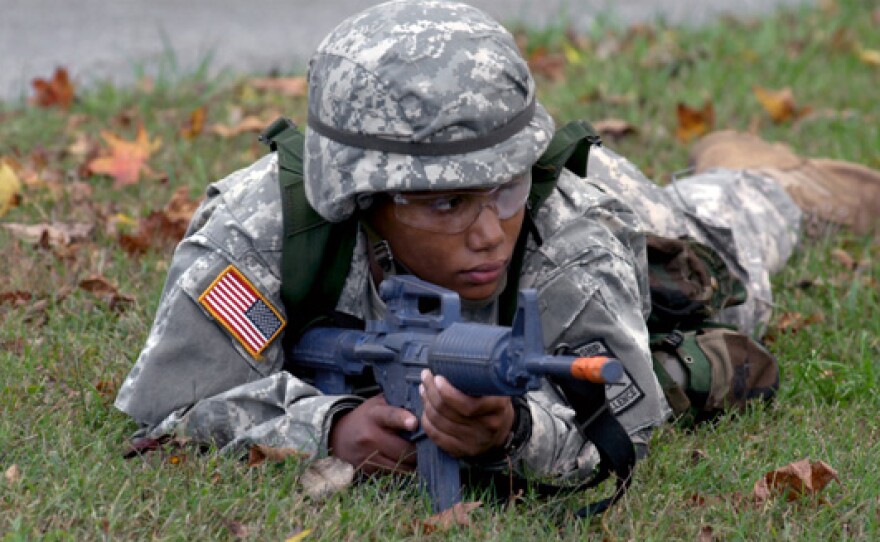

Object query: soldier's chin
[457,281,502,303]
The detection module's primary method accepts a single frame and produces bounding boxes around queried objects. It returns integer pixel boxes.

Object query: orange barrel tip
[570,356,623,384]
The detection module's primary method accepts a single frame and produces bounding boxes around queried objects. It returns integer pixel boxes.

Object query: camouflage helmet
[304,0,555,223]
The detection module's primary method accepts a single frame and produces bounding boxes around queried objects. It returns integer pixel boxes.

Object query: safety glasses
[390,173,532,234]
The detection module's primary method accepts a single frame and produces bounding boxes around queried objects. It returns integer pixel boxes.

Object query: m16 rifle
[288,275,622,513]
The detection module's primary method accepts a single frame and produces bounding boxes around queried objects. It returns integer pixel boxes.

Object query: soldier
[116,0,873,493]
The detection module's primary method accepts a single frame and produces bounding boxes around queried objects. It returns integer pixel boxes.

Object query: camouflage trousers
[589,151,802,336]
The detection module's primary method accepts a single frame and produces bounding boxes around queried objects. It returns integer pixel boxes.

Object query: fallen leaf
[857,48,880,67]
[593,118,638,140]
[753,459,839,503]
[164,186,201,224]
[180,106,207,139]
[0,291,33,306]
[87,124,162,188]
[94,380,117,400]
[122,437,167,458]
[247,444,308,467]
[224,520,250,539]
[78,274,135,312]
[0,161,23,217]
[209,115,269,138]
[831,248,857,269]
[753,86,810,124]
[527,47,567,81]
[2,222,94,247]
[5,464,22,485]
[285,529,312,542]
[675,101,714,143]
[118,187,201,255]
[691,449,709,464]
[300,456,355,499]
[420,501,482,534]
[775,311,825,333]
[30,67,75,109]
[249,76,308,97]
[698,525,717,542]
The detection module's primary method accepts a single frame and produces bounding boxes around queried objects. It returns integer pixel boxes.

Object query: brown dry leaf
[0,161,23,217]
[30,67,75,109]
[300,456,355,499]
[118,187,202,255]
[420,501,482,534]
[87,124,162,188]
[5,464,22,486]
[676,101,714,143]
[224,519,250,539]
[873,8,880,25]
[2,222,94,247]
[66,132,100,159]
[831,247,857,269]
[249,76,308,97]
[94,380,117,400]
[78,274,135,311]
[697,525,717,542]
[753,86,810,124]
[775,311,824,333]
[164,186,202,223]
[593,118,638,141]
[527,47,567,81]
[180,106,207,140]
[0,291,33,307]
[210,115,269,138]
[247,444,307,467]
[753,459,839,503]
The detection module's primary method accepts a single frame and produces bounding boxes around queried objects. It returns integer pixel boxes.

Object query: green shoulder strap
[263,117,601,331]
[260,118,358,337]
[498,119,602,325]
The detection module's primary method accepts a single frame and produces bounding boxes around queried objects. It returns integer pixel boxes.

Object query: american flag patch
[198,265,286,358]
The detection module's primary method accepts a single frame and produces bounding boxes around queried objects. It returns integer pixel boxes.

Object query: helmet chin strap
[360,219,506,310]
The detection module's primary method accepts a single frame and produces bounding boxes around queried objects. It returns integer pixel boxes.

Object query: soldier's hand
[419,369,515,458]
[329,394,418,474]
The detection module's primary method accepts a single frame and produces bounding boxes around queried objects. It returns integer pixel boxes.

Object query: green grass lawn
[1,0,878,539]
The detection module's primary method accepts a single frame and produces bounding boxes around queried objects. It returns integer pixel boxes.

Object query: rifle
[288,275,622,513]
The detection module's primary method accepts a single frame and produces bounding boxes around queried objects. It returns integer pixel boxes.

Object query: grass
[1,0,879,539]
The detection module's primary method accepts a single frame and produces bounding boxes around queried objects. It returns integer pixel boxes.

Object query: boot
[690,130,880,235]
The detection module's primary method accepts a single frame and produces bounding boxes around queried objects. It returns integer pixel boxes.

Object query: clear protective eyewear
[390,173,532,234]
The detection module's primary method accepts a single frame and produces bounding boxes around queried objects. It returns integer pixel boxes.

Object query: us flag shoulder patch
[198,265,286,358]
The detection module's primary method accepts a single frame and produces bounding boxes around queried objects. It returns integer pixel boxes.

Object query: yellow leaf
[675,101,714,143]
[753,86,810,124]
[0,162,23,217]
[285,529,312,542]
[563,42,583,65]
[857,48,880,67]
[87,125,162,188]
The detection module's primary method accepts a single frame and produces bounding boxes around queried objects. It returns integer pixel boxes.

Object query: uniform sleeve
[508,169,670,481]
[114,155,361,456]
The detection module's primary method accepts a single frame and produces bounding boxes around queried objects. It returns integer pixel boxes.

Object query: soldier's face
[368,191,525,300]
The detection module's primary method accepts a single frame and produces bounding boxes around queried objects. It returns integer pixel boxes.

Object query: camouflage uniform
[115,0,800,484]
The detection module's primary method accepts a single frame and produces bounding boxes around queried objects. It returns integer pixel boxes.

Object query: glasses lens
[392,172,531,233]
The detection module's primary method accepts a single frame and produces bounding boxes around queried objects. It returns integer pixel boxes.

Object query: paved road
[1,0,815,102]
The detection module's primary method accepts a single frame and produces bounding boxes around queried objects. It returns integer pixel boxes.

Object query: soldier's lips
[461,261,506,285]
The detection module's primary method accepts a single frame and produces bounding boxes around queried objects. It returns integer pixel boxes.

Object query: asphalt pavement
[0,0,816,102]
